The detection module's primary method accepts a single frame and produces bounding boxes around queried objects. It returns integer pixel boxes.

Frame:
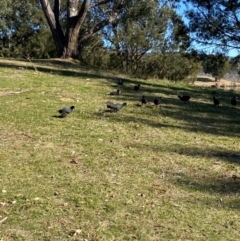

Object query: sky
[226,49,239,58]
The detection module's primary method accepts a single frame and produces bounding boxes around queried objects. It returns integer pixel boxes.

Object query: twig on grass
[0,217,8,224]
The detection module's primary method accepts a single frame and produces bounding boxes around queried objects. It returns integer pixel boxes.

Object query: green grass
[0,58,240,241]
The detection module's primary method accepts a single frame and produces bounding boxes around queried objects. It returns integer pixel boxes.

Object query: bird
[231,96,237,106]
[178,95,191,103]
[213,96,219,106]
[154,97,162,107]
[58,106,75,117]
[134,84,141,91]
[154,97,163,114]
[106,101,127,112]
[117,78,124,85]
[141,95,147,106]
[109,89,120,95]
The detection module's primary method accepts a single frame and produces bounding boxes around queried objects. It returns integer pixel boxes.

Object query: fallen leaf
[69,229,82,236]
[70,159,78,164]
[0,217,8,224]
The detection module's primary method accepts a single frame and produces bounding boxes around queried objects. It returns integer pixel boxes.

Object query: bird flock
[57,78,238,117]
[107,80,162,113]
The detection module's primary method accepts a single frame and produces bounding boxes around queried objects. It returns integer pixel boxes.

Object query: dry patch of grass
[195,75,240,88]
[0,89,32,97]
[0,58,240,240]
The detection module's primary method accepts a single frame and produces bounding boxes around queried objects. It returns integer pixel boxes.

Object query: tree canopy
[0,0,56,58]
[3,0,238,80]
[39,0,132,58]
[202,53,231,81]
[184,0,240,54]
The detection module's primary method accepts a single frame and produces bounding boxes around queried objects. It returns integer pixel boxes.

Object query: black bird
[110,89,120,95]
[154,97,162,107]
[154,97,163,114]
[141,95,147,106]
[231,96,237,106]
[178,95,191,103]
[117,78,124,85]
[134,84,141,91]
[213,96,219,106]
[58,106,75,117]
[106,102,127,112]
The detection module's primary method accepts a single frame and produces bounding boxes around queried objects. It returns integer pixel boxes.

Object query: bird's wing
[107,102,116,109]
[58,108,65,113]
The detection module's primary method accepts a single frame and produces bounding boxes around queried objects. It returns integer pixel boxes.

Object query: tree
[102,0,172,73]
[184,0,240,53]
[202,54,230,81]
[0,0,16,54]
[0,0,55,58]
[0,0,12,31]
[101,1,192,75]
[40,0,128,59]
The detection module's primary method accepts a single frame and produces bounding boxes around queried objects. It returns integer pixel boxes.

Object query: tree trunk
[40,0,120,59]
[61,0,90,58]
[40,0,65,57]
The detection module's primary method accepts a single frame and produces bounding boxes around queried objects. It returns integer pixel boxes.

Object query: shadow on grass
[173,174,240,210]
[127,139,240,165]
[1,59,240,138]
[174,174,240,194]
[52,115,65,118]
[0,60,181,91]
[127,141,240,199]
[103,89,240,138]
[0,61,116,82]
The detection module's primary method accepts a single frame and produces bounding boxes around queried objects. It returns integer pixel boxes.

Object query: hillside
[0,58,240,241]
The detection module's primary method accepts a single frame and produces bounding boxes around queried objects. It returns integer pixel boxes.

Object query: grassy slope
[0,58,240,241]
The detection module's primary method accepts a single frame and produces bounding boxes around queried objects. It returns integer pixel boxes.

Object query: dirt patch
[195,75,240,88]
[0,89,32,97]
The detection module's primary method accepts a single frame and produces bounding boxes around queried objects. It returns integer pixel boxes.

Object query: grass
[0,58,240,240]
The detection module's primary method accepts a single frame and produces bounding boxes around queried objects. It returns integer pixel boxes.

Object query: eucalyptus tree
[40,0,129,58]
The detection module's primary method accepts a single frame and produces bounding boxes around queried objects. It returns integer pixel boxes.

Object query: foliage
[79,33,109,67]
[0,0,56,58]
[170,12,190,51]
[103,0,170,73]
[202,54,231,80]
[0,0,12,31]
[0,0,199,80]
[101,1,192,77]
[137,52,201,81]
[40,0,131,58]
[184,0,240,53]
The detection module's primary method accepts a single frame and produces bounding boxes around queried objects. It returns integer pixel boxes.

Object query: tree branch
[53,0,60,20]
[40,0,65,55]
[90,0,112,8]
[74,0,90,31]
[79,11,118,44]
[40,0,56,29]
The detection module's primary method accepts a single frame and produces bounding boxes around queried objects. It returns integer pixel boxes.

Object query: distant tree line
[0,0,239,80]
